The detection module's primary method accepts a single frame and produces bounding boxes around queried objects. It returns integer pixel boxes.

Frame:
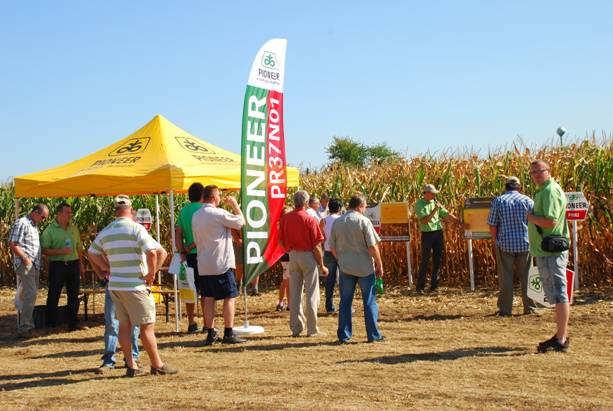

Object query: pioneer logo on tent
[175,136,211,153]
[108,137,151,156]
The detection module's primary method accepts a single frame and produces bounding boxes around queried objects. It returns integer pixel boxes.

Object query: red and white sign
[565,192,589,221]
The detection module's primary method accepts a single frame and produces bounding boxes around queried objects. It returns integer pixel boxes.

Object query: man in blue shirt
[487,176,537,316]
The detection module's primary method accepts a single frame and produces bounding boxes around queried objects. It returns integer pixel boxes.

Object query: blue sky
[1,1,611,181]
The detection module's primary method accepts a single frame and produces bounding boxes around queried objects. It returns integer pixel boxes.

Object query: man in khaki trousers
[279,190,328,337]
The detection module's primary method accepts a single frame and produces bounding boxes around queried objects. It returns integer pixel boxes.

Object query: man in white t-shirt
[318,193,330,219]
[306,195,322,222]
[192,185,246,346]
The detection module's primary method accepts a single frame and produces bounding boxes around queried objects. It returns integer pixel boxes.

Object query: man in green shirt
[175,182,205,333]
[41,202,84,330]
[413,184,460,293]
[527,160,571,353]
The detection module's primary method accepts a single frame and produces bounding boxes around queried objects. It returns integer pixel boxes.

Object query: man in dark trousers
[175,182,205,333]
[41,202,85,330]
[413,184,460,293]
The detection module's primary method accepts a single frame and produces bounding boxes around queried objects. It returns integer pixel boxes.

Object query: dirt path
[0,287,611,409]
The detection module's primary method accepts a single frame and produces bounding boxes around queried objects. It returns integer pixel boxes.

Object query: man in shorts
[88,195,177,376]
[527,160,571,352]
[192,185,246,345]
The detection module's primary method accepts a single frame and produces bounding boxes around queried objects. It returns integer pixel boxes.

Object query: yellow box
[381,203,409,224]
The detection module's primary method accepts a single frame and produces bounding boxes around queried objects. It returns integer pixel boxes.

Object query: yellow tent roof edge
[14,115,301,198]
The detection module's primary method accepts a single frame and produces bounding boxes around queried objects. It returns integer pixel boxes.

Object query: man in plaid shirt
[8,204,49,336]
[487,177,537,316]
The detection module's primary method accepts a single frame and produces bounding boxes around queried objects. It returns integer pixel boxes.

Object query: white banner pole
[572,220,579,289]
[467,237,475,291]
[169,191,179,333]
[405,241,413,288]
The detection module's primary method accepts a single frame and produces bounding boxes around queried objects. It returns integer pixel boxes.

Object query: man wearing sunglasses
[9,204,49,338]
[527,160,571,353]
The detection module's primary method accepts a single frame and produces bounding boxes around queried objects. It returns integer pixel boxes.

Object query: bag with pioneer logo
[178,262,197,303]
[537,226,569,253]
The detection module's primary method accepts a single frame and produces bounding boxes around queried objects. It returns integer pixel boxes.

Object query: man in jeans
[41,202,85,330]
[9,204,49,337]
[95,278,141,374]
[320,198,342,313]
[487,177,537,316]
[330,194,384,343]
[279,190,328,337]
[527,160,571,353]
[413,184,460,293]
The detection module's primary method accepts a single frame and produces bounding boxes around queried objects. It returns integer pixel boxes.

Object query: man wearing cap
[487,177,537,316]
[88,195,177,376]
[9,204,49,337]
[192,185,246,346]
[41,202,85,330]
[413,184,459,293]
[527,160,571,353]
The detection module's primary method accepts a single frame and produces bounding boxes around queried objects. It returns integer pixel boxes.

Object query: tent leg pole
[169,191,179,333]
[155,195,161,284]
[14,197,20,220]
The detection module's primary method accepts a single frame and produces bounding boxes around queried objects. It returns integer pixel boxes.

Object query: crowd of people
[7,159,572,377]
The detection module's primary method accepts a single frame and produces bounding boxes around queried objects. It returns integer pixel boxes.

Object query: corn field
[301,137,613,289]
[0,137,611,289]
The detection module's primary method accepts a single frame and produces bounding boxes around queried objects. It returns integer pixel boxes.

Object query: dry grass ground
[0,286,611,410]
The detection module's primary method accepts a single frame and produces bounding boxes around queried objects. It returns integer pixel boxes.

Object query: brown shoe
[16,329,35,339]
[150,364,178,375]
[125,367,145,377]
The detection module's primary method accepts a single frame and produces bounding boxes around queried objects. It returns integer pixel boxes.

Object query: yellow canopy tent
[14,114,299,197]
[13,114,300,332]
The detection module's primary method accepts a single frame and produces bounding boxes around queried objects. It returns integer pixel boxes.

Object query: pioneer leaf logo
[175,136,211,153]
[257,51,281,83]
[262,51,277,69]
[108,137,151,156]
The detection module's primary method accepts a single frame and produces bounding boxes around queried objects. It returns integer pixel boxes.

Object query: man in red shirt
[279,190,329,337]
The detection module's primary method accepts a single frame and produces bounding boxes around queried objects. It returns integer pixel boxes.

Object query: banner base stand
[233,321,265,335]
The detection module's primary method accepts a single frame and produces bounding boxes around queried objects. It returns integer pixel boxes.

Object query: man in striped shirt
[88,195,177,377]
